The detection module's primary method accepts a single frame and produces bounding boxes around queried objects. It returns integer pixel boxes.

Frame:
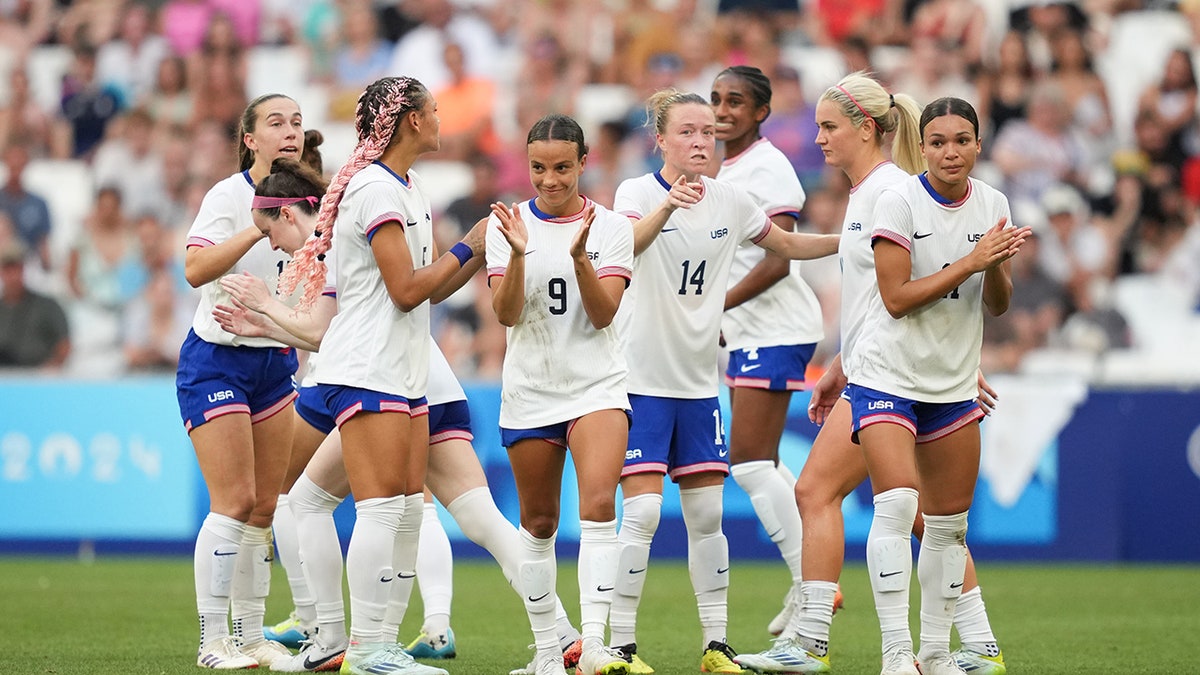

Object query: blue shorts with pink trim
[625,394,729,482]
[501,409,632,449]
[176,329,298,431]
[319,384,429,428]
[430,399,473,445]
[724,343,817,391]
[295,385,336,435]
[848,384,983,444]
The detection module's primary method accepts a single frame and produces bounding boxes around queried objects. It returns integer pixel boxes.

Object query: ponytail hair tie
[252,195,320,210]
[889,94,895,109]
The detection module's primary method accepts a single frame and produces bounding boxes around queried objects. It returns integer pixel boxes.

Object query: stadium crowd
[0,0,1198,379]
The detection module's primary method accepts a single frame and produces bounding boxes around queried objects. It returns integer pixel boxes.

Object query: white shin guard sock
[577,519,619,644]
[917,511,968,661]
[346,495,405,644]
[231,525,273,646]
[272,494,317,626]
[610,493,661,646]
[731,460,804,584]
[289,474,346,645]
[381,494,424,641]
[867,487,918,655]
[518,528,559,656]
[415,502,453,635]
[681,485,729,647]
[195,512,245,647]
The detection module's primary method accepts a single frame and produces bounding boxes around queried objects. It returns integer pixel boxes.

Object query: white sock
[231,525,273,646]
[731,460,804,585]
[867,487,918,656]
[195,512,244,648]
[954,586,1000,655]
[577,519,618,645]
[416,502,453,636]
[381,493,424,641]
[917,511,969,662]
[273,494,317,627]
[776,461,797,487]
[519,527,560,658]
[789,580,838,653]
[680,485,729,648]
[446,487,576,644]
[289,474,347,646]
[610,493,661,646]
[346,495,405,644]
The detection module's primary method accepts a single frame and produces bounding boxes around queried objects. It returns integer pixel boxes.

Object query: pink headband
[252,195,319,209]
[836,85,872,122]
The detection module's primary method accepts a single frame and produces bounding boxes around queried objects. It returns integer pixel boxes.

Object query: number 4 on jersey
[678,259,707,295]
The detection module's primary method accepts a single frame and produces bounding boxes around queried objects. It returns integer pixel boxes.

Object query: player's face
[244,97,303,165]
[528,139,585,215]
[415,97,441,153]
[253,206,313,255]
[658,103,716,177]
[711,74,766,145]
[921,113,980,193]
[814,97,868,171]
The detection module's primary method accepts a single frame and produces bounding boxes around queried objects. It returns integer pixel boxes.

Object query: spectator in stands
[975,30,1035,142]
[991,80,1088,206]
[388,0,501,94]
[1136,47,1197,176]
[1036,183,1112,312]
[189,12,248,136]
[96,3,168,107]
[908,0,987,69]
[981,226,1067,373]
[66,186,138,313]
[123,265,191,372]
[161,0,215,57]
[0,139,52,271]
[93,109,167,220]
[432,42,500,160]
[0,241,70,369]
[760,65,826,193]
[891,35,976,108]
[144,56,194,129]
[0,66,53,158]
[1047,27,1112,161]
[55,42,124,160]
[326,0,393,121]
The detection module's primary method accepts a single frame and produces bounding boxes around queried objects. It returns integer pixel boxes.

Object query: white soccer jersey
[313,162,434,399]
[838,161,912,379]
[486,197,633,428]
[614,172,772,399]
[187,171,293,348]
[718,138,823,350]
[848,175,1012,402]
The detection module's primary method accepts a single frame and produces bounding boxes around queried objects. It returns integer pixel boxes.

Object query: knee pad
[289,473,344,515]
[679,485,723,538]
[619,493,662,545]
[687,533,729,594]
[615,543,651,597]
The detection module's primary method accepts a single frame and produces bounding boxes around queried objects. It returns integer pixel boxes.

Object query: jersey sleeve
[484,213,510,280]
[613,179,646,220]
[870,188,913,251]
[747,161,805,219]
[733,186,772,246]
[595,211,634,281]
[186,186,238,248]
[352,180,409,243]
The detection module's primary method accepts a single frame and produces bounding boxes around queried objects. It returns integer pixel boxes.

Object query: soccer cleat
[614,643,654,675]
[562,638,583,670]
[916,652,967,675]
[404,628,456,659]
[767,587,798,636]
[270,636,348,672]
[733,637,830,674]
[264,611,313,650]
[701,641,746,674]
[880,646,920,675]
[533,650,569,675]
[197,635,260,669]
[575,643,630,675]
[339,642,448,675]
[950,648,1005,675]
[833,586,844,615]
[242,640,293,668]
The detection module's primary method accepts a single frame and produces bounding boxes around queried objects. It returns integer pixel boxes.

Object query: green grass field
[4,556,1198,674]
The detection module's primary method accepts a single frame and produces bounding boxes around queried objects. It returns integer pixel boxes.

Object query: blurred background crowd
[1,0,1199,383]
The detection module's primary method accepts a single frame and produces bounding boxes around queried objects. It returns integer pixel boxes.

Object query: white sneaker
[197,635,259,670]
[270,636,348,672]
[915,652,967,675]
[575,643,630,675]
[241,639,292,668]
[341,642,448,675]
[768,586,799,636]
[533,650,569,675]
[880,645,920,675]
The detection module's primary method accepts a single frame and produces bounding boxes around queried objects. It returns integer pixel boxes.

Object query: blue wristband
[450,241,473,267]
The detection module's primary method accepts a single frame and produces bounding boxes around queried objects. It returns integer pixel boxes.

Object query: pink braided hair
[278,76,428,309]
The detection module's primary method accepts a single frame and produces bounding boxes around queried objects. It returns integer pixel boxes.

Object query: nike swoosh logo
[380,576,394,583]
[913,232,933,239]
[524,249,537,255]
[213,551,237,556]
[879,570,904,578]
[397,572,416,579]
[661,228,678,233]
[766,529,782,539]
[949,581,963,589]
[528,592,550,602]
[629,567,646,574]
[718,449,728,457]
[717,567,729,574]
[740,364,762,373]
[597,585,614,592]
[303,650,343,670]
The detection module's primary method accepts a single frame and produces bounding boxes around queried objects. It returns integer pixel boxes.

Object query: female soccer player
[735,74,1007,675]
[486,113,633,675]
[607,89,838,675]
[177,93,310,670]
[710,65,823,634]
[278,75,484,675]
[848,97,1028,675]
